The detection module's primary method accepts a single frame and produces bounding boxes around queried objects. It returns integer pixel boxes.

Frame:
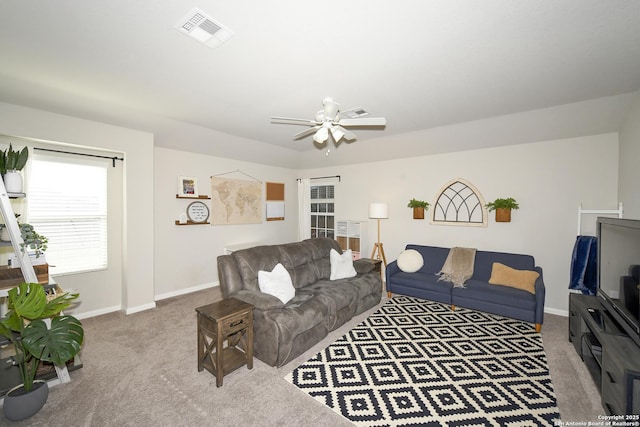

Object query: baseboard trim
[155,281,218,301]
[125,302,157,315]
[74,305,122,320]
[545,307,568,317]
[70,283,220,319]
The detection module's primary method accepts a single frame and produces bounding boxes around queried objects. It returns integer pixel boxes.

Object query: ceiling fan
[271,97,387,145]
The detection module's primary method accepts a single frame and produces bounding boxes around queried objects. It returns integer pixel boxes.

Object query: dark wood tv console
[569,293,640,415]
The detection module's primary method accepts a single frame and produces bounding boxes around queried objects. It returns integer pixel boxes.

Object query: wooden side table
[196,297,254,387]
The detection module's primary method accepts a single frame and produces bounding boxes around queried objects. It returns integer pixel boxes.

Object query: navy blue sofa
[386,244,545,332]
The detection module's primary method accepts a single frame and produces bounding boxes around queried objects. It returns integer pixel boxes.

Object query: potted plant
[0,224,9,241]
[0,214,49,258]
[0,283,84,421]
[407,198,430,219]
[0,144,29,193]
[20,223,49,258]
[485,197,520,222]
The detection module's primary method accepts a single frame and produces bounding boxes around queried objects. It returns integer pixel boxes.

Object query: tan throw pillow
[488,262,539,294]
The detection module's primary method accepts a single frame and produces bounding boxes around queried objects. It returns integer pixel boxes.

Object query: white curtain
[297,178,311,241]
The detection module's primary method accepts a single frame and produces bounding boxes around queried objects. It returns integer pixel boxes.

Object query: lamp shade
[369,202,389,219]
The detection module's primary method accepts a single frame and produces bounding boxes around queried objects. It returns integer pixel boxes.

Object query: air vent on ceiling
[341,108,370,119]
[175,8,234,48]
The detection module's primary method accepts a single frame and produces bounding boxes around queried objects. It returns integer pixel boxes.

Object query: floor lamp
[369,202,388,290]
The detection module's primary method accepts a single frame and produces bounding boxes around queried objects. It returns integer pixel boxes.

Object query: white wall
[0,100,624,320]
[153,147,299,299]
[619,92,640,219]
[0,101,155,317]
[299,133,619,315]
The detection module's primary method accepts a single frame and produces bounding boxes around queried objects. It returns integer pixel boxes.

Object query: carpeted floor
[1,287,604,426]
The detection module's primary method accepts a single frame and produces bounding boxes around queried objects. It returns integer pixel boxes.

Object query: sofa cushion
[452,279,536,310]
[304,238,340,280]
[472,251,535,281]
[397,249,424,273]
[330,249,357,280]
[389,271,452,295]
[488,262,539,294]
[232,245,283,292]
[278,241,321,288]
[258,263,296,304]
[254,289,331,366]
[307,279,359,329]
[406,245,450,274]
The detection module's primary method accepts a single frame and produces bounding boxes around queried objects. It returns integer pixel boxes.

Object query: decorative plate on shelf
[186,201,209,223]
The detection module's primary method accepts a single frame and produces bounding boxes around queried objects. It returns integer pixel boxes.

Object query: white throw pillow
[397,249,424,273]
[330,248,357,280]
[258,263,295,304]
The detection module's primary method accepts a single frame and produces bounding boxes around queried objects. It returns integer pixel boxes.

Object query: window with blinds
[27,154,108,275]
[310,184,335,239]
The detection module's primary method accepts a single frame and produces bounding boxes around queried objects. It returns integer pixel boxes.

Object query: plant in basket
[485,197,519,222]
[407,198,430,219]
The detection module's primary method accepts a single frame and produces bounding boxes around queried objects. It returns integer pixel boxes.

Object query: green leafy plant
[485,197,520,211]
[19,223,48,258]
[407,198,430,209]
[0,144,29,175]
[0,283,84,392]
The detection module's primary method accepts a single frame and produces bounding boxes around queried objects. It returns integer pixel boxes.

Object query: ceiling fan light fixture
[314,127,329,143]
[271,97,387,150]
[330,127,345,142]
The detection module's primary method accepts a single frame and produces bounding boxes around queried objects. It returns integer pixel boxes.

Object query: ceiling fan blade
[293,126,320,140]
[271,116,318,126]
[334,125,357,141]
[338,117,387,127]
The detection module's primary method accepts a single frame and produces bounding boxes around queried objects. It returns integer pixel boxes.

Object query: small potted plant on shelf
[0,214,49,258]
[0,283,84,421]
[485,197,520,222]
[407,198,430,219]
[0,224,9,241]
[0,144,29,193]
[20,223,49,259]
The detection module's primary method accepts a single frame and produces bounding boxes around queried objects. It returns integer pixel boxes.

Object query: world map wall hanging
[210,176,262,225]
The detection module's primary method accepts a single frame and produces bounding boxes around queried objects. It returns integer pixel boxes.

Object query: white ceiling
[0,1,639,169]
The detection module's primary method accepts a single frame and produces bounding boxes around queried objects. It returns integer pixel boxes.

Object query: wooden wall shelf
[174,220,210,226]
[176,195,210,200]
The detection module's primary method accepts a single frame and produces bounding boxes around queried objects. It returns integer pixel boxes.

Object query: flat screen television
[597,217,640,347]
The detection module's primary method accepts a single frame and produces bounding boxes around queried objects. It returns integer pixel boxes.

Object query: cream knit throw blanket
[437,247,476,288]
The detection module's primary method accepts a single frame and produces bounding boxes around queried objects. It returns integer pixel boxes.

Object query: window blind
[27,154,108,275]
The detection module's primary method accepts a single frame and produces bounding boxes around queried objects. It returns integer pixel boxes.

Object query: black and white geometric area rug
[285,296,561,426]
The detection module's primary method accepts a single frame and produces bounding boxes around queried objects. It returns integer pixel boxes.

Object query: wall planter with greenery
[0,144,29,193]
[0,283,84,421]
[485,197,519,222]
[407,198,430,219]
